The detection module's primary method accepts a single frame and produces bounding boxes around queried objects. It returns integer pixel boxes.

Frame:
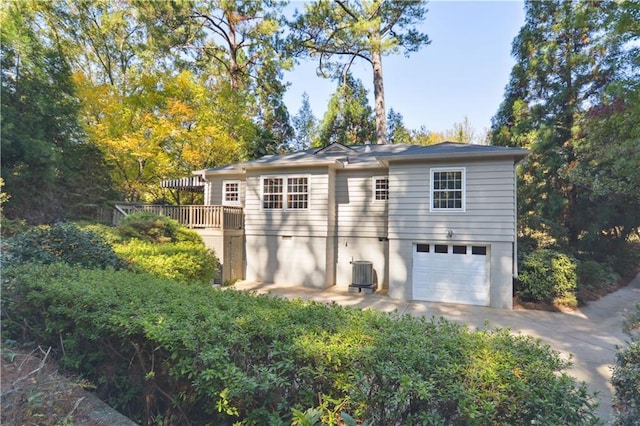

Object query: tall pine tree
[316,73,375,147]
[291,92,318,151]
[289,0,429,144]
[490,0,615,246]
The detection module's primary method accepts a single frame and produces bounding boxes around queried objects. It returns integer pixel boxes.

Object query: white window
[430,168,465,211]
[223,180,241,206]
[373,176,389,201]
[262,176,309,210]
[287,177,309,209]
[262,177,284,209]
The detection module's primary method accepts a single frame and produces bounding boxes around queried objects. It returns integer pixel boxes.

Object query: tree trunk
[372,50,387,144]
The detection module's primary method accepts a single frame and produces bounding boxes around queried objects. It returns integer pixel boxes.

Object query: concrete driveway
[233,273,640,423]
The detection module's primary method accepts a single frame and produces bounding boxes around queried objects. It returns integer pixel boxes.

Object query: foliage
[289,0,430,144]
[622,301,640,339]
[315,73,376,147]
[569,84,640,245]
[410,125,448,146]
[116,212,201,244]
[114,240,217,285]
[112,212,217,284]
[4,223,125,270]
[612,302,640,425]
[78,222,122,245]
[291,92,318,151]
[0,216,28,238]
[386,108,412,144]
[0,1,114,224]
[516,249,578,305]
[75,69,253,202]
[2,263,599,425]
[447,116,477,144]
[33,1,270,202]
[612,340,640,425]
[137,0,293,159]
[490,0,639,255]
[576,260,620,291]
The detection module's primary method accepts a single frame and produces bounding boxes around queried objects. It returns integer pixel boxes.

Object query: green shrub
[0,216,27,237]
[612,302,640,425]
[1,263,599,425]
[114,239,217,285]
[80,223,122,245]
[117,212,201,244]
[612,341,640,425]
[3,223,126,270]
[516,249,578,304]
[577,260,620,290]
[623,302,640,338]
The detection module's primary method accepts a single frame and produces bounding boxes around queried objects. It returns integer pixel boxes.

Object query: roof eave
[380,149,529,164]
[193,168,244,176]
[239,159,344,171]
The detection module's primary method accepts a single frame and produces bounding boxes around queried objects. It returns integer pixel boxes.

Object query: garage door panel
[412,243,489,306]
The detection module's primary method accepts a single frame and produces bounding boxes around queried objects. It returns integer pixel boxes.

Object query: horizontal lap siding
[335,170,388,238]
[389,160,516,242]
[205,175,245,206]
[244,168,329,237]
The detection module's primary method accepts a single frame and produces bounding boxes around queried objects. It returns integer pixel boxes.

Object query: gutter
[377,149,530,166]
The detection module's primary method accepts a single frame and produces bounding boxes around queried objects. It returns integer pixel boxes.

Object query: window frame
[430,167,466,212]
[261,175,310,211]
[372,176,389,202]
[222,179,241,206]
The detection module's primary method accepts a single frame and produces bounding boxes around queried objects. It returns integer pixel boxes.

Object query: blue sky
[283,1,526,136]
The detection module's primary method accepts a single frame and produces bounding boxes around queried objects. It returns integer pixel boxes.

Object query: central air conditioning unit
[352,261,374,286]
[349,261,376,293]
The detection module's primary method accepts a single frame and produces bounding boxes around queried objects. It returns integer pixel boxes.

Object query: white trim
[372,176,389,202]
[222,180,241,206]
[429,167,466,212]
[260,174,311,211]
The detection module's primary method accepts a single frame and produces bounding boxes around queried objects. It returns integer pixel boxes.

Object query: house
[192,141,528,309]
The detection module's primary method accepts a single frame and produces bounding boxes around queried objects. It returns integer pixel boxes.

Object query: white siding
[204,174,246,206]
[388,160,517,242]
[335,170,388,238]
[244,168,329,237]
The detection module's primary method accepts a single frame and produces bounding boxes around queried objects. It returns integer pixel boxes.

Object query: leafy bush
[577,260,620,290]
[80,222,122,245]
[114,239,217,285]
[0,216,27,237]
[612,340,640,425]
[2,263,600,425]
[3,223,126,270]
[516,249,578,304]
[117,212,201,244]
[612,302,640,425]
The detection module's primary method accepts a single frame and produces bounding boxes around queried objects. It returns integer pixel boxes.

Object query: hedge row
[2,263,599,425]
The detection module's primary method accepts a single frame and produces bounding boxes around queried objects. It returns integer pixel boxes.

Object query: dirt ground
[1,344,135,426]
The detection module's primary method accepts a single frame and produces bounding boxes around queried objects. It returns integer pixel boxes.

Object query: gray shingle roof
[201,142,528,173]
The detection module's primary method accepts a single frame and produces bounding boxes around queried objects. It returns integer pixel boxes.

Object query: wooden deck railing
[106,203,243,230]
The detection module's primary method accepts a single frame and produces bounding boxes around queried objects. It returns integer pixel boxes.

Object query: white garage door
[412,243,489,306]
